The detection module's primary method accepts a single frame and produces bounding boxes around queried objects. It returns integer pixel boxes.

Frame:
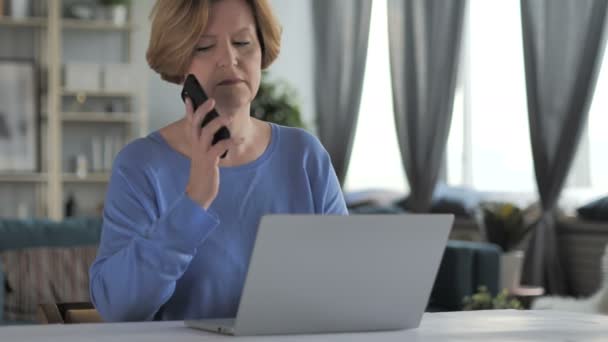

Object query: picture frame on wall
[0,59,39,172]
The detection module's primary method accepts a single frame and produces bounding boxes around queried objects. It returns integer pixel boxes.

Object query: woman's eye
[195,46,213,52]
[234,41,251,47]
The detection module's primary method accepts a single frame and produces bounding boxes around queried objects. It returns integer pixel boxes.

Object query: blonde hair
[146,0,282,84]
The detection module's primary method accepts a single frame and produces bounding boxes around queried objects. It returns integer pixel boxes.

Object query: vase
[10,0,29,19]
[108,5,127,26]
[500,250,524,291]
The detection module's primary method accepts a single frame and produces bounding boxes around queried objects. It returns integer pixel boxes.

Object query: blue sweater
[89,123,348,322]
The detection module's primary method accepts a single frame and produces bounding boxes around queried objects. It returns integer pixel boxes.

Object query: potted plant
[463,286,523,310]
[251,72,306,129]
[98,0,129,25]
[481,202,535,292]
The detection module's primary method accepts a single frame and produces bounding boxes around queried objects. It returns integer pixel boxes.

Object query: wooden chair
[37,302,103,324]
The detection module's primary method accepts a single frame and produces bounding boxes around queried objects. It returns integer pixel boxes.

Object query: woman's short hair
[146,0,282,85]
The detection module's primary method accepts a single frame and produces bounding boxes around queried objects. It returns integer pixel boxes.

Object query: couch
[429,240,501,311]
[0,217,501,324]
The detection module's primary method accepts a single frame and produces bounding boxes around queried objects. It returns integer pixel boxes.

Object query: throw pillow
[577,196,608,222]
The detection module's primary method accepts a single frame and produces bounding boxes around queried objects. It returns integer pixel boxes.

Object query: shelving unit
[0,17,46,27]
[61,112,135,123]
[62,18,133,31]
[62,172,110,183]
[0,17,132,30]
[61,89,135,98]
[0,173,47,183]
[0,0,148,219]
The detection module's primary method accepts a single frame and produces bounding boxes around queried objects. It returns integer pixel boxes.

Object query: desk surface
[1,310,607,341]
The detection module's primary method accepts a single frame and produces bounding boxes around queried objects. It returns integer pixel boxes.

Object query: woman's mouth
[218,78,244,86]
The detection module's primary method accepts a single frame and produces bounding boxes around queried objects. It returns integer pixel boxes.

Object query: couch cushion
[577,196,608,222]
[344,189,406,210]
[395,184,482,218]
[0,245,98,322]
[348,204,405,214]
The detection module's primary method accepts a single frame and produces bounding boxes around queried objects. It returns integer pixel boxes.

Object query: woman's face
[187,0,262,114]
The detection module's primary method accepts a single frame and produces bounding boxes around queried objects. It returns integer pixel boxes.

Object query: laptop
[185,214,453,336]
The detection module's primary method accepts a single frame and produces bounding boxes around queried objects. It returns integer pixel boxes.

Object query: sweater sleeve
[89,159,219,322]
[307,136,349,215]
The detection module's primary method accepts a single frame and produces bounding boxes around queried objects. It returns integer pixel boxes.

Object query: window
[344,0,407,193]
[447,0,608,209]
[447,0,534,194]
[561,45,608,207]
[346,0,608,207]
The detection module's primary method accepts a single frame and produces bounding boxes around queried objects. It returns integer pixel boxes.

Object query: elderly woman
[89,0,347,322]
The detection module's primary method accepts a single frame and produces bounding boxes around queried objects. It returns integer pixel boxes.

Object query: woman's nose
[216,43,238,68]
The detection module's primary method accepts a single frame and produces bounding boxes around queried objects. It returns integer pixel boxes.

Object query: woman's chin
[214,95,251,114]
[215,100,250,115]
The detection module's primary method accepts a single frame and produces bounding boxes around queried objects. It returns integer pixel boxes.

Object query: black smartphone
[181,74,231,158]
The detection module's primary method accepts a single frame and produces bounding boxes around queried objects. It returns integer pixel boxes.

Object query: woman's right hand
[184,97,234,210]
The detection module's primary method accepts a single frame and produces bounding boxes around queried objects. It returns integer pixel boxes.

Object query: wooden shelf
[63,113,134,123]
[63,173,109,183]
[0,172,47,183]
[0,17,133,31]
[61,89,135,98]
[62,19,133,31]
[0,17,46,28]
[62,112,134,123]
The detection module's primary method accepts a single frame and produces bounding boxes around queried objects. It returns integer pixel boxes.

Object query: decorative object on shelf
[103,135,113,171]
[91,135,121,172]
[113,136,123,163]
[64,63,102,92]
[75,154,88,178]
[109,99,128,113]
[104,102,115,113]
[65,192,77,217]
[9,0,29,19]
[462,286,523,311]
[102,64,133,93]
[104,135,122,170]
[91,136,102,172]
[251,72,305,128]
[0,59,38,172]
[67,4,95,20]
[64,94,92,114]
[99,0,129,26]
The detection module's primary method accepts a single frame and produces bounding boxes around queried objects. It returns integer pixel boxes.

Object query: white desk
[1,310,606,341]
